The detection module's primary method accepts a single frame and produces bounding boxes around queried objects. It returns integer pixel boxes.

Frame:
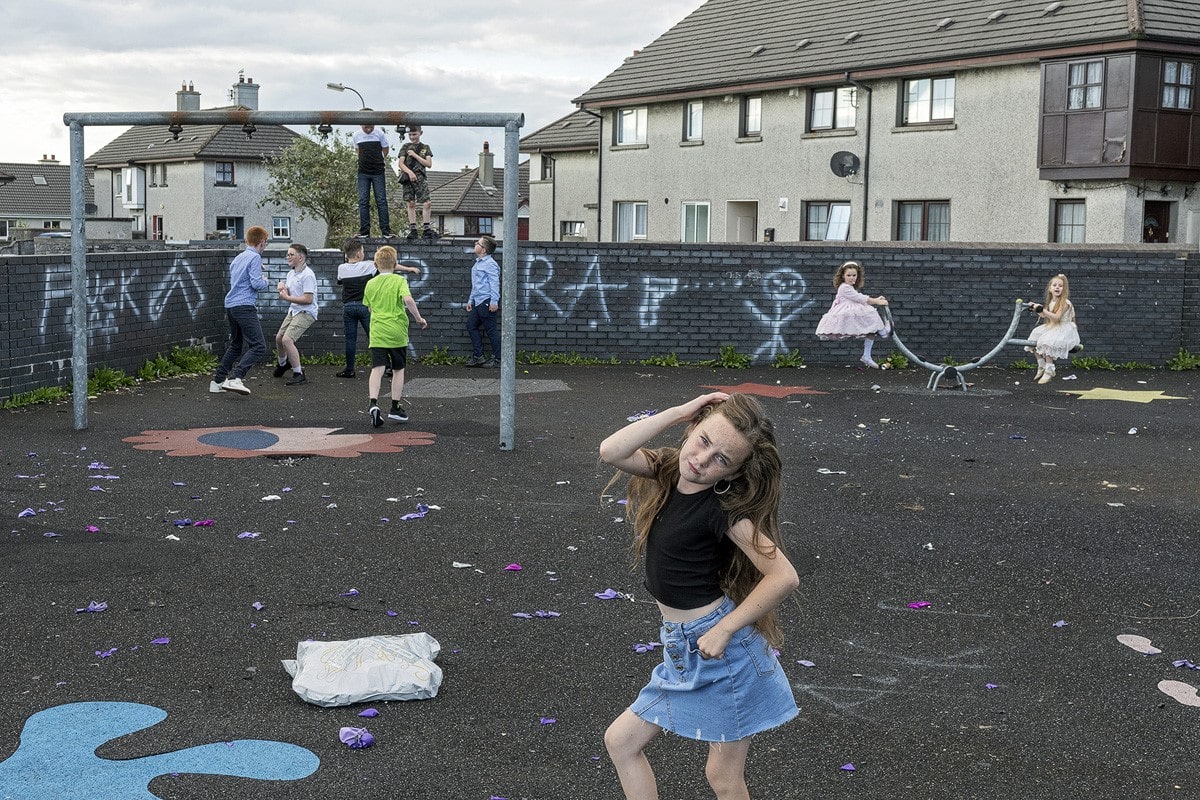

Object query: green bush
[700,345,752,369]
[1166,348,1200,371]
[881,352,909,370]
[2,386,69,409]
[1071,355,1117,371]
[87,366,135,394]
[420,345,467,366]
[639,352,688,367]
[770,350,805,369]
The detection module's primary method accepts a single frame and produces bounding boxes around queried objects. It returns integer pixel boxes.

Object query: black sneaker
[422,227,437,240]
[406,229,419,241]
[273,362,290,378]
[286,372,308,386]
[388,405,409,422]
[370,405,383,428]
[485,358,500,368]
[335,368,356,379]
[353,232,368,239]
[466,354,486,367]
[382,230,397,239]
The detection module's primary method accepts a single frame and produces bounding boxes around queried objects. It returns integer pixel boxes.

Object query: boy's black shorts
[370,347,407,371]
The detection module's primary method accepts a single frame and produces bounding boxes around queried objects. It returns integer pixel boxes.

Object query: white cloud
[0,0,700,167]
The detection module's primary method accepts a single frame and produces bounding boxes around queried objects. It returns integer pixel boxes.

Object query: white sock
[863,340,874,358]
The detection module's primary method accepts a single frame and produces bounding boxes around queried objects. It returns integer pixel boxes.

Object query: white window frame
[272,216,291,239]
[681,202,710,243]
[805,202,852,240]
[685,101,704,141]
[560,220,585,238]
[902,77,956,124]
[810,88,856,131]
[215,161,235,185]
[616,107,647,145]
[616,201,648,241]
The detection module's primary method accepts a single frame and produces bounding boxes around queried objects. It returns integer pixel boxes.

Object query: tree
[260,127,407,247]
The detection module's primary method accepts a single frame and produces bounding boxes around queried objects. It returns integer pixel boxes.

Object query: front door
[1142,201,1171,243]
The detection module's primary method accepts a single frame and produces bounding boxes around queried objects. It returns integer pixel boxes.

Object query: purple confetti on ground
[1053,620,1068,628]
[173,519,192,527]
[87,462,110,470]
[43,532,62,538]
[840,763,856,772]
[88,486,107,492]
[76,601,108,613]
[594,588,620,600]
[534,610,561,618]
[172,481,186,486]
[907,601,931,609]
[986,683,999,689]
[386,610,398,617]
[150,637,170,645]
[192,519,214,527]
[539,717,556,725]
[95,648,117,658]
[358,708,379,718]
[18,508,36,518]
[797,659,817,668]
[339,588,360,597]
[237,532,260,539]
[85,525,100,533]
[504,564,522,571]
[251,601,265,610]
[512,612,533,619]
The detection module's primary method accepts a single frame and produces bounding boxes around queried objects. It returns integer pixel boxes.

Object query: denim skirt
[630,597,798,742]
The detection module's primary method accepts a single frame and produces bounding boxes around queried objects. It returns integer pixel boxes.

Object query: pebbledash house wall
[2,240,1198,400]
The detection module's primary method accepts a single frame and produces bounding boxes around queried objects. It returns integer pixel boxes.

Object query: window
[159,162,167,186]
[215,162,235,185]
[616,201,647,241]
[540,156,554,180]
[215,216,243,239]
[616,107,647,145]
[1163,60,1195,110]
[1067,61,1103,110]
[560,220,585,238]
[902,77,955,124]
[896,201,950,241]
[149,164,158,186]
[810,88,856,131]
[684,101,704,141]
[465,216,494,236]
[272,216,291,239]
[682,202,709,243]
[151,215,164,240]
[0,220,8,239]
[1052,200,1086,243]
[740,96,762,137]
[804,202,851,240]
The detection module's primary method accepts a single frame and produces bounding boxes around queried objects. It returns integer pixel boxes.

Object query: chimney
[176,81,201,111]
[232,75,260,110]
[479,141,494,188]
[39,154,58,164]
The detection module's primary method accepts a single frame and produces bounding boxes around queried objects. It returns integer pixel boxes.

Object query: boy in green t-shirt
[363,245,428,426]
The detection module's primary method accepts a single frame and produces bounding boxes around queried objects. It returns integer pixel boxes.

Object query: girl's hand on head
[682,391,729,419]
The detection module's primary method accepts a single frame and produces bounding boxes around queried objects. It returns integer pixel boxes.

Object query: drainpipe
[582,108,603,241]
[845,71,871,241]
[545,152,557,241]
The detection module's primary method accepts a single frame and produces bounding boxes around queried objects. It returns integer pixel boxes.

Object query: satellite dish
[830,151,861,177]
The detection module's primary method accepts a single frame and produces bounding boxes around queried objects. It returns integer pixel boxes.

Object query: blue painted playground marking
[197,429,282,450]
[0,702,319,799]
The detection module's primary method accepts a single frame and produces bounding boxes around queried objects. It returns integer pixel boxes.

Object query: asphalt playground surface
[1,359,1198,800]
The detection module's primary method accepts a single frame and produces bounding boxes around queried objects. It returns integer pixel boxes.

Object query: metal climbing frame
[883,300,1041,392]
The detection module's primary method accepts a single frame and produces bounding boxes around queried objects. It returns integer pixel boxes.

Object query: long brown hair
[833,260,864,289]
[608,394,790,647]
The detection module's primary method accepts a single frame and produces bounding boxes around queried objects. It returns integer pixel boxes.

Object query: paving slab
[1,362,1197,799]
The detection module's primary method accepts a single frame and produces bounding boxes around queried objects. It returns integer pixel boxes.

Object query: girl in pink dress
[1024,273,1080,384]
[815,260,891,368]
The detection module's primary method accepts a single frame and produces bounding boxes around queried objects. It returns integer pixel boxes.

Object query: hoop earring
[714,479,731,495]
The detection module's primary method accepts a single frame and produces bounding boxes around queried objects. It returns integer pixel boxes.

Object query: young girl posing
[599,392,799,800]
[815,260,891,368]
[1025,273,1080,384]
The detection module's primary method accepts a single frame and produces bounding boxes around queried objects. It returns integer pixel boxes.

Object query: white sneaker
[209,380,224,394]
[221,377,251,395]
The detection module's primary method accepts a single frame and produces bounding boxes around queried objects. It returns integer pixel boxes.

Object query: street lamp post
[326,82,367,109]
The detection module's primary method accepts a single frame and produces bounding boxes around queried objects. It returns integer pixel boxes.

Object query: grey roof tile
[86,110,301,166]
[430,162,529,216]
[575,0,1193,104]
[520,110,602,152]
[0,161,95,217]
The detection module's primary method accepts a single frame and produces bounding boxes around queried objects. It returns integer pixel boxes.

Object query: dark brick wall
[2,241,1196,399]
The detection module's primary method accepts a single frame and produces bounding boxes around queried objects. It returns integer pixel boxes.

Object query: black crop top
[643,485,733,609]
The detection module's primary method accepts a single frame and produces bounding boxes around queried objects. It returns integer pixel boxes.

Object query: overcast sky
[0,0,700,170]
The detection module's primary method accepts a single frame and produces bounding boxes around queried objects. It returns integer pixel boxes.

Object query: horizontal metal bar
[63,110,524,128]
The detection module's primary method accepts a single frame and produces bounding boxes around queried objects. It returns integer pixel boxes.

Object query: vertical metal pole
[499,121,521,450]
[69,121,89,431]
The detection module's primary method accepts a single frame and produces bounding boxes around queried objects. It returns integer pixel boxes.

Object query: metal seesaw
[882,300,1078,392]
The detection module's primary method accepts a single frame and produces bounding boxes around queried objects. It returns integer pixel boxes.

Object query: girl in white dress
[815,260,891,368]
[1025,273,1080,384]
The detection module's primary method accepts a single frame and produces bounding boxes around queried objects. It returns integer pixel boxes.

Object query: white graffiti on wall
[39,254,208,350]
[520,255,812,359]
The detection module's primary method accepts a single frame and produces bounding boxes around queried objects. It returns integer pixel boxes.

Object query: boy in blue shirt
[464,235,500,367]
[210,225,270,395]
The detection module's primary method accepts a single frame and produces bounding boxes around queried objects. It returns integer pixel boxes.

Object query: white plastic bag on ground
[282,633,443,707]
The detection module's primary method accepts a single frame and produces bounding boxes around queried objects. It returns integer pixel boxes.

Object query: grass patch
[880,352,909,370]
[2,386,70,409]
[770,350,805,369]
[699,345,752,369]
[1166,348,1200,371]
[420,346,468,366]
[517,351,618,366]
[639,353,688,367]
